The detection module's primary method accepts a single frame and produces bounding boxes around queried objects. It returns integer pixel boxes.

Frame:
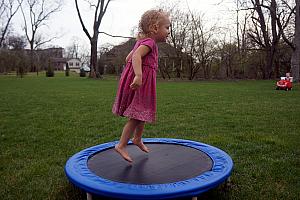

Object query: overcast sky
[12,0,235,49]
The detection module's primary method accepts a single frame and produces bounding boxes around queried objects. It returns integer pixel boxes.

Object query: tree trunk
[253,0,278,79]
[266,47,276,79]
[29,38,35,72]
[175,57,182,79]
[160,70,166,79]
[267,0,278,79]
[219,53,226,79]
[291,0,300,82]
[75,0,111,79]
[30,49,34,72]
[90,36,99,78]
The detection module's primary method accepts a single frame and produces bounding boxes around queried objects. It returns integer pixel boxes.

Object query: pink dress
[112,38,158,123]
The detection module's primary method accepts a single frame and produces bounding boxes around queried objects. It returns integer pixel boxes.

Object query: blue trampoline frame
[65,138,233,199]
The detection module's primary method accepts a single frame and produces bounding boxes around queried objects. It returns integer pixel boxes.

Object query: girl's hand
[130,75,142,90]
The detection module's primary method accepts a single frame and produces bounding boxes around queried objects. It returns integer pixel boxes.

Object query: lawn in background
[0,73,299,200]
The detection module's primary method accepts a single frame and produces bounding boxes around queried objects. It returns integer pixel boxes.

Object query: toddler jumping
[112,9,170,162]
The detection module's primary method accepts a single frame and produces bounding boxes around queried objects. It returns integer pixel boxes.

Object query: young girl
[112,9,170,162]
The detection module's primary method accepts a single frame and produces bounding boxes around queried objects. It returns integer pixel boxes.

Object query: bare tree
[187,9,217,80]
[235,0,253,77]
[247,0,277,78]
[216,30,239,79]
[0,34,29,76]
[65,37,81,59]
[98,43,114,74]
[244,0,296,78]
[18,0,63,74]
[290,0,300,82]
[75,0,111,78]
[277,0,299,82]
[7,34,26,49]
[163,2,218,80]
[0,0,22,47]
[167,7,190,79]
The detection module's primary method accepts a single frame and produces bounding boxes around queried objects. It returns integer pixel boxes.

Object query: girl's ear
[149,23,159,34]
[152,24,159,33]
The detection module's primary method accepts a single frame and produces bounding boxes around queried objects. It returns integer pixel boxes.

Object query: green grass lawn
[0,73,299,200]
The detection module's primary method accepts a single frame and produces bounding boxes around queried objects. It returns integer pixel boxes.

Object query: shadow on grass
[56,183,86,200]
[60,179,235,200]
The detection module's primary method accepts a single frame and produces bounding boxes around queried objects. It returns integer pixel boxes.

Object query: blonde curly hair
[137,9,169,39]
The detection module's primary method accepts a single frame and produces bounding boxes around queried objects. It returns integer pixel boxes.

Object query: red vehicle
[276,77,293,91]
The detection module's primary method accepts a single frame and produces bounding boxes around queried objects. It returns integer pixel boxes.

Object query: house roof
[67,58,81,62]
[101,38,180,60]
[157,42,178,58]
[50,57,68,63]
[50,57,81,64]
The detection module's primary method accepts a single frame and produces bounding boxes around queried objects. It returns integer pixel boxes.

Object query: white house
[65,58,82,73]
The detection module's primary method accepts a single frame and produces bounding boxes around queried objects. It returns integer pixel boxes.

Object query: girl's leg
[132,121,149,153]
[115,119,139,162]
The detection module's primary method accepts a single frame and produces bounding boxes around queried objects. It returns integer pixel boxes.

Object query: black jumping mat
[88,143,213,184]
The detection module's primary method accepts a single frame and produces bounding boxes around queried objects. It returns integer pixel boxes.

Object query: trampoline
[65,138,233,200]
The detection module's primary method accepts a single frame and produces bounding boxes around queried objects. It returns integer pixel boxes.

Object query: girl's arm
[125,50,133,63]
[130,45,151,90]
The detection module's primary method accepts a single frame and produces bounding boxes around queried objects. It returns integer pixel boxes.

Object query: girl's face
[153,16,170,42]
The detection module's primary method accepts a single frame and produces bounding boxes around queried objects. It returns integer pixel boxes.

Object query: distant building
[50,57,68,71]
[2,47,86,73]
[23,47,66,71]
[99,39,135,75]
[99,38,190,77]
[39,48,82,73]
[67,58,82,73]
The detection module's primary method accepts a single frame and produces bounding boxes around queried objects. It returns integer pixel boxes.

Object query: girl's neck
[137,33,157,42]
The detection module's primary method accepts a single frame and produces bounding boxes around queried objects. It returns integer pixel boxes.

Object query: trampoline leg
[192,197,197,200]
[87,192,92,200]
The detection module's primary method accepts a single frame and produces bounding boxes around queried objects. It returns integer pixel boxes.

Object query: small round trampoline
[65,138,233,199]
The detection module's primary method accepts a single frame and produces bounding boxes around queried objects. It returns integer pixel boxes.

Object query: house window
[69,62,73,66]
[76,62,80,66]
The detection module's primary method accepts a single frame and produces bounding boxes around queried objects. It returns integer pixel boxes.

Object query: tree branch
[34,35,57,49]
[94,0,100,30]
[95,0,111,31]
[98,31,134,39]
[276,6,296,50]
[75,0,91,40]
[0,0,23,47]
[18,0,30,42]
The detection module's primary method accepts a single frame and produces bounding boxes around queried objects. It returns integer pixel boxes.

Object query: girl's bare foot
[132,138,149,153]
[115,144,133,162]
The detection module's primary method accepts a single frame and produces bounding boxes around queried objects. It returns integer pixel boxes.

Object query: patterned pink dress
[112,38,158,123]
